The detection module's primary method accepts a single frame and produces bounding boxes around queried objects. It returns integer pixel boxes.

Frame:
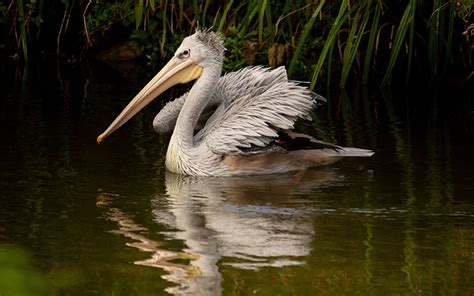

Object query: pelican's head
[97,29,225,143]
[176,29,225,68]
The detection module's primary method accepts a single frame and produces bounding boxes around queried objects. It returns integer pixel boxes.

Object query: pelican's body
[98,30,373,176]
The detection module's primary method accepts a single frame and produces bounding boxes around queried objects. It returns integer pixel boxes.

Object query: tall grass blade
[202,0,211,27]
[265,1,273,38]
[405,0,416,86]
[340,3,371,88]
[179,0,184,25]
[340,5,359,88]
[326,41,334,91]
[160,0,168,56]
[258,0,268,44]
[381,0,414,86]
[428,0,441,76]
[288,0,325,77]
[444,0,455,70]
[36,0,45,40]
[192,0,199,24]
[17,0,28,62]
[218,0,234,32]
[238,2,259,36]
[310,0,349,90]
[362,4,381,84]
[135,0,144,30]
[211,8,221,28]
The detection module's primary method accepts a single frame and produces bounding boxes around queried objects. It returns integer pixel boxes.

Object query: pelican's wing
[212,66,288,106]
[153,93,187,134]
[198,81,316,155]
[153,66,288,134]
[153,92,223,133]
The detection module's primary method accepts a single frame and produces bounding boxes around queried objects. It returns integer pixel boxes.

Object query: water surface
[0,59,473,295]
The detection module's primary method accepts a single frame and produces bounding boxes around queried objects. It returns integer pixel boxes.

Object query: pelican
[97,29,374,176]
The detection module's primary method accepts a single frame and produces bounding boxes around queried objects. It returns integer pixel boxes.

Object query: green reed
[381,0,415,86]
[258,0,267,44]
[217,0,234,32]
[3,0,470,89]
[340,2,371,88]
[444,0,455,71]
[362,4,380,85]
[288,0,325,77]
[310,0,349,90]
[17,0,28,62]
[135,0,143,30]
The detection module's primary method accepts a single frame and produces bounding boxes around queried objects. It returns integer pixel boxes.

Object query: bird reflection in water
[97,168,341,294]
[96,192,201,295]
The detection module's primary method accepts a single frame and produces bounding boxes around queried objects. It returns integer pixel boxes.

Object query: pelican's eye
[178,49,190,59]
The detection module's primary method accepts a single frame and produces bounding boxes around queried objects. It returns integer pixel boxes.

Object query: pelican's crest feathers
[194,28,225,56]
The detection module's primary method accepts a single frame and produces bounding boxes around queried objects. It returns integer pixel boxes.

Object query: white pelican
[97,29,374,176]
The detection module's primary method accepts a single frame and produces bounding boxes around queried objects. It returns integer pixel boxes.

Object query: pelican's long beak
[97,58,203,143]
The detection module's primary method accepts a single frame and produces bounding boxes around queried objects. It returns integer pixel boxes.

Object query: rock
[98,41,142,61]
[242,41,258,65]
[268,43,288,68]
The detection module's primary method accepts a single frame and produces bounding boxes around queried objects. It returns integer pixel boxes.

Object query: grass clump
[1,0,472,89]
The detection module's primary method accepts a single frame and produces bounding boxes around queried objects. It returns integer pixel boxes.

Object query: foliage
[454,0,473,21]
[0,246,48,296]
[84,1,131,46]
[1,0,472,89]
[0,0,43,61]
[83,0,474,88]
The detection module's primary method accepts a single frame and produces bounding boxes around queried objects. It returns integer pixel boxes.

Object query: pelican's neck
[173,63,222,149]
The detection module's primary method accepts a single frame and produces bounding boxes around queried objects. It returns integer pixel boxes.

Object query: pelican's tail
[330,147,374,157]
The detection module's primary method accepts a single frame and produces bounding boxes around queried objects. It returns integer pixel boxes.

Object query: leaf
[381,0,415,86]
[135,0,144,30]
[310,0,349,90]
[288,0,325,77]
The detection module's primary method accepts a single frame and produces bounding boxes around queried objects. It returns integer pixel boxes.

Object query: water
[1,58,473,295]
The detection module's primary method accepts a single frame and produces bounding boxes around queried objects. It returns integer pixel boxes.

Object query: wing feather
[198,81,316,155]
[153,93,187,134]
[153,66,288,134]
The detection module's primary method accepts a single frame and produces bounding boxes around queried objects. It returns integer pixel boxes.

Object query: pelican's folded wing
[213,66,288,106]
[200,81,316,155]
[153,66,288,134]
[153,93,188,134]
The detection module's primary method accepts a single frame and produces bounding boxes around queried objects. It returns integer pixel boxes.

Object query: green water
[0,59,473,295]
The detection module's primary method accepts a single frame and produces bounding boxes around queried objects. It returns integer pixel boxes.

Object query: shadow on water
[0,58,473,294]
